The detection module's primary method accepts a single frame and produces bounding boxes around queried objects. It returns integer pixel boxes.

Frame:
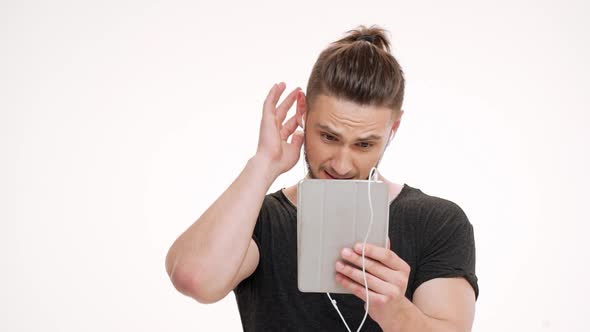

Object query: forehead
[309,94,392,134]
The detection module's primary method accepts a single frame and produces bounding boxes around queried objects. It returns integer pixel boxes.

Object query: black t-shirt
[233,183,478,331]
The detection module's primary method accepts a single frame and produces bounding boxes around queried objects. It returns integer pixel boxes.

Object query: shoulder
[256,189,295,223]
[263,189,292,211]
[397,184,473,235]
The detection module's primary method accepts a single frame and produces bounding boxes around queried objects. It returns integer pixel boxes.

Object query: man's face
[302,94,399,180]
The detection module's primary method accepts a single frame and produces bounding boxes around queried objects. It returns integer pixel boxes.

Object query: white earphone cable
[356,166,378,331]
[325,166,378,332]
[327,293,352,332]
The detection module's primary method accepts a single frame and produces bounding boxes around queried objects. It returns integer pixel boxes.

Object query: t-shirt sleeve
[233,196,267,293]
[413,200,479,300]
[250,197,267,251]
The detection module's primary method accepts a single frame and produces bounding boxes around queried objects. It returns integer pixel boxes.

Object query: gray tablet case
[297,179,389,294]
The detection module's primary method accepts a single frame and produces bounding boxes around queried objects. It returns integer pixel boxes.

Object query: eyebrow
[315,123,383,141]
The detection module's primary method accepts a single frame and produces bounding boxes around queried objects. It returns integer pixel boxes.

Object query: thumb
[290,130,305,150]
[387,237,391,250]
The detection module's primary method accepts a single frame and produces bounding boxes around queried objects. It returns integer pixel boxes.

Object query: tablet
[297,178,390,294]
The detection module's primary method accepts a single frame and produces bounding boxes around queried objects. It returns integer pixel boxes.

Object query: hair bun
[334,24,392,52]
[357,34,377,43]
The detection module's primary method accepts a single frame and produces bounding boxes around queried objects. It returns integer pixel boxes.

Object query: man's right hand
[255,82,306,177]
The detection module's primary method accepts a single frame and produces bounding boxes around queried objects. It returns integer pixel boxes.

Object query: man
[165,25,478,331]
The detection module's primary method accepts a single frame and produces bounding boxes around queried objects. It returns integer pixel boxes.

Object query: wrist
[381,297,418,332]
[248,154,281,184]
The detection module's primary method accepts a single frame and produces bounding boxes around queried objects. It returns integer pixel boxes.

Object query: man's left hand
[335,237,411,328]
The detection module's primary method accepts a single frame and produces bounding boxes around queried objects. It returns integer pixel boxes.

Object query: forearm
[382,298,463,332]
[165,154,277,295]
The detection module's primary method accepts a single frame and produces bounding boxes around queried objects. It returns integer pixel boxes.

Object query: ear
[391,109,404,132]
[297,91,308,129]
[385,110,402,147]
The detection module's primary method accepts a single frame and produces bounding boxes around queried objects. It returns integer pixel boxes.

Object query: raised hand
[256,82,306,177]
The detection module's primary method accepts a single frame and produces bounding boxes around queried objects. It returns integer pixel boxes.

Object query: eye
[321,133,338,142]
[357,142,374,149]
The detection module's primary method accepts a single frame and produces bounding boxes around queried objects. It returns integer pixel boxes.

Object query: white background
[1,0,589,331]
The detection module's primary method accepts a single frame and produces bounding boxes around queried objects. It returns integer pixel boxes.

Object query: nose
[330,148,354,177]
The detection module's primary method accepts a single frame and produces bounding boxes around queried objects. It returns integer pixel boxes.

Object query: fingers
[262,82,286,126]
[290,130,304,148]
[352,242,411,273]
[340,247,395,284]
[335,272,388,305]
[261,82,304,149]
[280,114,299,141]
[335,260,393,295]
[263,83,281,115]
[276,87,301,125]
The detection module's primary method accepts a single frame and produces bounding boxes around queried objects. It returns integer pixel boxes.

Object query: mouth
[324,170,353,180]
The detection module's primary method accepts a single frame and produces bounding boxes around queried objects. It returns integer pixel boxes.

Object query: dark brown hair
[305,24,405,119]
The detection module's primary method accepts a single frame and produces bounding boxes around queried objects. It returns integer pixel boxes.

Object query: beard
[303,144,319,179]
